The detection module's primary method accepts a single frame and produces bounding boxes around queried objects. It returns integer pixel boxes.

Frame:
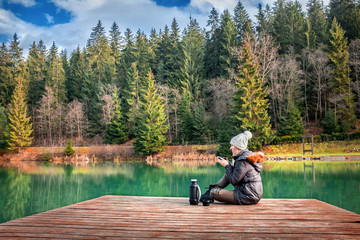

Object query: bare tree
[350,39,360,117]
[267,52,303,127]
[101,94,114,125]
[208,78,236,120]
[232,32,279,83]
[36,86,57,146]
[307,46,331,123]
[65,99,88,142]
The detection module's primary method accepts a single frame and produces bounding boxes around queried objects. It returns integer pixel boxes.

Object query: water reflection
[0,160,359,224]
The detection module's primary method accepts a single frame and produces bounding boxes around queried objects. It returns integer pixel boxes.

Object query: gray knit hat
[230,131,252,150]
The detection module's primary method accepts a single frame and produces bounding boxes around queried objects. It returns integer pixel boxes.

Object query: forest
[0,0,360,155]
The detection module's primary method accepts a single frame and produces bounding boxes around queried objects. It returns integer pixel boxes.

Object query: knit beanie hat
[230,131,252,150]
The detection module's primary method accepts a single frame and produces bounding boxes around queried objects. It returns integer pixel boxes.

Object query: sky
[0,0,330,56]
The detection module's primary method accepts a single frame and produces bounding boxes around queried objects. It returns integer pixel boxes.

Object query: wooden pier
[0,196,359,239]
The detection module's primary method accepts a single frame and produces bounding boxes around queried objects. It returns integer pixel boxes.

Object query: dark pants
[210,175,237,204]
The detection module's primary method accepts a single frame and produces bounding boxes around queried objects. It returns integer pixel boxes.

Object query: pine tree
[0,43,14,106]
[64,139,74,156]
[328,18,356,126]
[328,0,360,40]
[285,0,307,53]
[233,0,252,45]
[204,7,221,78]
[109,22,123,87]
[119,28,136,88]
[133,70,168,155]
[256,4,272,34]
[134,29,154,75]
[27,41,46,110]
[180,17,205,100]
[277,105,304,136]
[157,25,173,85]
[219,10,237,77]
[231,33,272,149]
[7,61,33,151]
[192,101,209,143]
[306,0,328,48]
[177,89,194,143]
[67,47,85,101]
[0,104,8,149]
[46,42,67,103]
[105,86,128,144]
[123,63,141,137]
[87,20,114,84]
[322,110,339,134]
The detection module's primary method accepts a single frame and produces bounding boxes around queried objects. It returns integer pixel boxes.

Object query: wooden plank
[0,196,359,239]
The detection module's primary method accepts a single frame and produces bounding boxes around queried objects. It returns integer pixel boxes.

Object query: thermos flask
[189,179,201,205]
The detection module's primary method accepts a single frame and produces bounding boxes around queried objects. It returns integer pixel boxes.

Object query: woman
[200,131,264,205]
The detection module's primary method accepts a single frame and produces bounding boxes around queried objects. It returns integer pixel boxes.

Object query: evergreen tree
[7,61,33,151]
[109,22,123,87]
[231,33,272,149]
[178,90,194,143]
[273,0,289,54]
[134,29,154,75]
[133,70,168,155]
[105,86,128,144]
[87,20,114,84]
[46,42,67,103]
[157,25,173,85]
[123,63,141,137]
[180,17,205,100]
[81,65,102,137]
[306,0,328,48]
[67,47,85,101]
[277,105,305,136]
[233,0,252,45]
[322,109,339,134]
[328,0,360,40]
[119,28,136,88]
[256,4,272,34]
[0,104,8,149]
[285,0,307,53]
[204,7,221,78]
[192,101,209,143]
[64,139,74,156]
[328,18,356,126]
[27,41,46,111]
[219,10,237,77]
[0,43,14,106]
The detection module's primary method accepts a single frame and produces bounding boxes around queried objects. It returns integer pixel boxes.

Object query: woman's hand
[217,157,229,167]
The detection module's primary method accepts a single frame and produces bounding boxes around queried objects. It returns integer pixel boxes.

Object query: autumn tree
[328,18,356,128]
[65,99,87,140]
[231,33,272,149]
[7,61,33,151]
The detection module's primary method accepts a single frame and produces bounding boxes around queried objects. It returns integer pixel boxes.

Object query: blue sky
[0,0,329,55]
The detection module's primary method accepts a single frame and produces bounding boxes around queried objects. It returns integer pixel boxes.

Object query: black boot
[200,184,217,206]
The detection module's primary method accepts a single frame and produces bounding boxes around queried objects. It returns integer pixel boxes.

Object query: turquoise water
[0,161,359,223]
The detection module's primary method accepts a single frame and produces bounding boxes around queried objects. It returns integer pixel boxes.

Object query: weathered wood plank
[0,196,359,239]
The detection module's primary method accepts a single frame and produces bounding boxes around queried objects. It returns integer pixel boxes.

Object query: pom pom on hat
[230,131,252,150]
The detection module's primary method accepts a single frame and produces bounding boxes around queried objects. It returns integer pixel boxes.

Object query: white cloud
[8,0,36,7]
[0,0,333,56]
[45,13,54,24]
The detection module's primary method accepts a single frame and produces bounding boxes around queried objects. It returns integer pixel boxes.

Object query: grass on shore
[260,139,360,157]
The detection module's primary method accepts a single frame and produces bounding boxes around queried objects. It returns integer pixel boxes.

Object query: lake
[0,160,359,223]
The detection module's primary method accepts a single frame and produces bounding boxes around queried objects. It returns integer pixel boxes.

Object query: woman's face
[230,145,240,156]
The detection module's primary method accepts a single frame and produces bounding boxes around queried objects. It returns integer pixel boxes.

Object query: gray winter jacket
[225,149,263,205]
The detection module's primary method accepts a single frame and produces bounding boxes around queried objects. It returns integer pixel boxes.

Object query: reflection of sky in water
[0,161,359,223]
